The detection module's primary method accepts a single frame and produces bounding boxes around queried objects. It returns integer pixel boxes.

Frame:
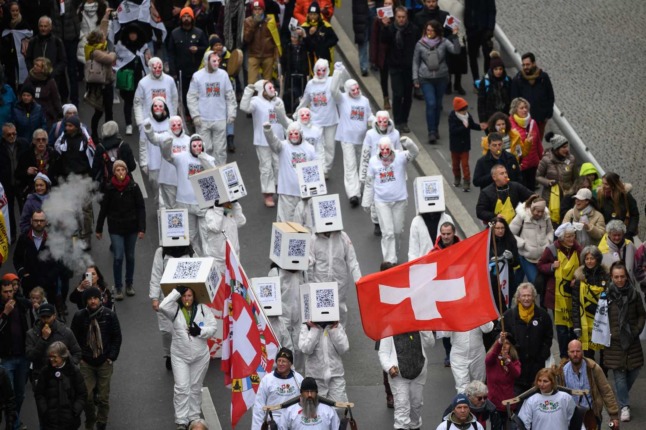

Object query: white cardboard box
[213,162,247,203]
[296,159,327,198]
[301,282,339,323]
[251,277,282,316]
[414,175,446,214]
[160,258,220,305]
[310,194,343,233]
[190,168,221,209]
[269,222,311,270]
[157,208,190,247]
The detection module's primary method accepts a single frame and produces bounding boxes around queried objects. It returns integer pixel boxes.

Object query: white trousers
[321,124,338,174]
[450,349,486,394]
[199,119,227,166]
[389,365,427,429]
[171,351,210,425]
[340,142,362,199]
[255,146,279,194]
[175,202,208,256]
[375,200,407,263]
[277,194,301,222]
[157,312,173,357]
[159,184,177,209]
[147,169,160,207]
[315,376,348,403]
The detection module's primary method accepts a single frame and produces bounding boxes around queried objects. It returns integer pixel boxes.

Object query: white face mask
[209,54,221,71]
[264,82,276,99]
[377,116,389,131]
[191,140,203,156]
[152,101,165,114]
[170,119,183,136]
[349,84,360,98]
[315,66,327,79]
[299,109,311,125]
[288,129,301,144]
[379,143,391,158]
[151,62,163,78]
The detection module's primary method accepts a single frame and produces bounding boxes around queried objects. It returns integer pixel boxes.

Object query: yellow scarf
[514,114,528,128]
[578,279,605,351]
[85,41,107,61]
[549,184,561,224]
[494,196,516,224]
[518,303,534,323]
[554,248,579,326]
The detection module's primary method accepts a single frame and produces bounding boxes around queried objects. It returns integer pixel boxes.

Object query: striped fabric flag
[220,240,279,427]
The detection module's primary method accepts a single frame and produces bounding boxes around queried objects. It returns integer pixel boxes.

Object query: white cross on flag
[356,230,499,340]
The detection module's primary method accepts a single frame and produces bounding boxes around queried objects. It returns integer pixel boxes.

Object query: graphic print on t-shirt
[291,151,307,168]
[378,166,396,183]
[206,82,221,97]
[268,108,277,123]
[188,163,203,176]
[151,89,167,100]
[311,91,328,107]
[350,106,365,121]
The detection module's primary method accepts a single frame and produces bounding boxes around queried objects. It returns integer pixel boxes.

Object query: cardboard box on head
[414,175,446,214]
[251,277,282,316]
[158,208,190,247]
[190,168,221,209]
[160,258,220,304]
[189,162,247,208]
[310,194,343,233]
[296,159,327,198]
[300,282,339,323]
[270,222,311,270]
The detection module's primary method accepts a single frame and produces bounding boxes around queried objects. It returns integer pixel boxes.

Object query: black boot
[454,74,466,95]
[227,134,235,153]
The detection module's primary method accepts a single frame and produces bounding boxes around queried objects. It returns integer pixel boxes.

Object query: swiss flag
[356,230,498,340]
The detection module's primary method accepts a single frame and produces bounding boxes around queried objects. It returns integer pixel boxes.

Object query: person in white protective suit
[144,115,190,209]
[279,377,340,430]
[251,347,304,430]
[307,231,361,327]
[334,74,374,207]
[139,97,170,206]
[147,128,215,256]
[295,59,343,177]
[379,331,435,430]
[299,321,350,402]
[240,79,290,208]
[449,321,494,394]
[202,201,246,274]
[149,244,196,370]
[133,56,179,138]
[407,210,455,261]
[362,136,419,264]
[263,121,317,222]
[186,51,237,167]
[296,107,323,159]
[359,110,401,235]
[159,286,217,429]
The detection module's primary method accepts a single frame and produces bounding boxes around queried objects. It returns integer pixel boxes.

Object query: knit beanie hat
[300,377,318,392]
[65,115,81,129]
[453,97,468,111]
[545,131,568,150]
[180,7,194,19]
[452,393,469,409]
[21,84,35,97]
[63,104,77,116]
[112,160,128,174]
[308,2,321,14]
[489,51,504,70]
[102,121,119,138]
[82,287,102,304]
[276,347,294,364]
[34,172,52,187]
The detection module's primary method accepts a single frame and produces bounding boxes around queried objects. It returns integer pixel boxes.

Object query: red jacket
[510,116,542,170]
[293,0,334,23]
[485,340,521,411]
[536,240,582,310]
[432,235,461,252]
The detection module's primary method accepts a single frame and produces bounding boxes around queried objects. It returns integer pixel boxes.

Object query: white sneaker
[621,406,631,422]
[126,125,133,135]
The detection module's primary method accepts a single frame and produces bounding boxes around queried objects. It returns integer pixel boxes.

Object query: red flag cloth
[220,240,280,428]
[356,230,498,340]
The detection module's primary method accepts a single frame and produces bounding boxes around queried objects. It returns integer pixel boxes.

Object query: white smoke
[41,174,100,272]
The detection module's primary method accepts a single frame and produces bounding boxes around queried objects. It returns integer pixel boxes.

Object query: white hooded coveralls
[202,203,246,273]
[407,213,454,261]
[449,322,494,394]
[145,125,190,208]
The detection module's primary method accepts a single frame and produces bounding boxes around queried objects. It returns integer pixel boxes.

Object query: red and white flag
[356,230,499,340]
[220,240,280,428]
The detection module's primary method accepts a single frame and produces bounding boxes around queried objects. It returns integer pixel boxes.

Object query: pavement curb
[332,16,481,238]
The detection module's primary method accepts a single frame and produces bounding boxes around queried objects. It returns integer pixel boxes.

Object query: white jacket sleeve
[204,207,225,233]
[133,83,145,126]
[149,248,164,300]
[186,77,200,120]
[159,289,180,320]
[421,330,435,349]
[378,337,397,372]
[479,321,494,334]
[225,86,237,122]
[239,85,255,113]
[275,98,292,129]
[358,138,371,183]
[294,84,311,113]
[298,324,322,355]
[408,218,422,262]
[170,80,179,115]
[139,134,148,167]
[361,171,374,208]
[401,136,419,162]
[342,233,362,283]
[197,304,217,339]
[330,65,348,100]
[251,378,271,430]
[231,202,246,227]
[263,126,283,154]
[328,324,350,355]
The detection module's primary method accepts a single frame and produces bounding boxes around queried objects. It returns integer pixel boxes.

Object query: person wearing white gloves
[295,59,343,176]
[335,78,374,207]
[139,97,170,206]
[240,79,290,208]
[379,331,435,430]
[363,136,419,264]
[308,231,361,327]
[408,211,455,261]
[203,201,246,274]
[449,321,494,394]
[149,244,196,370]
[251,347,304,430]
[144,115,190,208]
[263,121,318,222]
[133,57,179,135]
[159,286,217,430]
[186,51,237,166]
[299,321,350,402]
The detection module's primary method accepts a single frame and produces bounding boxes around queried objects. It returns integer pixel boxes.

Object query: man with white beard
[295,59,343,177]
[133,57,179,136]
[144,116,190,208]
[263,122,317,222]
[187,51,237,167]
[280,377,340,430]
[139,97,170,207]
[240,79,290,208]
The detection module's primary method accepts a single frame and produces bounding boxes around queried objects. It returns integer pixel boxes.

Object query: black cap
[37,303,56,317]
[276,347,294,364]
[301,377,318,392]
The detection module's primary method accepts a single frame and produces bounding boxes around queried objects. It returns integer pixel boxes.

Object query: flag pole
[488,221,505,333]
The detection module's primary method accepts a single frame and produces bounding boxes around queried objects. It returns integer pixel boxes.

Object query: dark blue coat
[11,101,47,142]
[448,110,481,153]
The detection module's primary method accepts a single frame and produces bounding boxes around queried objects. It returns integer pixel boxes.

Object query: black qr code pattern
[302,292,311,320]
[273,230,282,257]
[198,176,219,201]
[173,261,202,279]
[315,289,335,308]
[301,165,320,184]
[223,167,239,186]
[167,213,183,228]
[259,283,276,300]
[287,239,306,257]
[318,200,337,219]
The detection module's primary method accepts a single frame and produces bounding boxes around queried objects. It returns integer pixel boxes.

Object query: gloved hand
[245,84,256,93]
[141,165,148,175]
[334,62,344,72]
[573,328,582,339]
[362,205,371,214]
[142,118,152,131]
[176,286,188,296]
[502,250,514,261]
[193,116,202,129]
[189,322,202,337]
[227,115,236,124]
[263,122,272,131]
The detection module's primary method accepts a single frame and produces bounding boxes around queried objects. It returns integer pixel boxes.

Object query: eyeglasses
[35,138,47,142]
[475,396,488,401]
[4,132,16,136]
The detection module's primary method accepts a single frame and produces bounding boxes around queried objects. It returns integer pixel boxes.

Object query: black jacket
[0,297,30,358]
[14,147,60,195]
[381,21,419,69]
[302,19,339,66]
[476,182,534,223]
[25,33,67,79]
[20,0,53,31]
[35,361,87,430]
[167,25,208,77]
[448,111,481,153]
[510,70,555,122]
[0,367,17,429]
[413,7,450,38]
[0,137,30,189]
[92,135,137,187]
[472,150,522,188]
[71,305,122,366]
[477,71,511,123]
[95,180,146,236]
[463,0,496,33]
[352,0,370,44]
[13,230,60,296]
[55,132,92,177]
[26,319,83,379]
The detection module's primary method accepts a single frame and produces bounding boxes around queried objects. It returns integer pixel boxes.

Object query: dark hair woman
[22,57,63,128]
[597,172,639,241]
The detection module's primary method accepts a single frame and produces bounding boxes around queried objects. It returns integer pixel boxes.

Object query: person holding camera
[69,265,114,311]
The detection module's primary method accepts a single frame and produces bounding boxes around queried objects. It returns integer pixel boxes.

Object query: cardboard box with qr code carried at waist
[270,222,311,271]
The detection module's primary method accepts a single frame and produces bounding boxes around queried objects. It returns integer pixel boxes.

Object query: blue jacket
[11,101,47,142]
[0,84,17,126]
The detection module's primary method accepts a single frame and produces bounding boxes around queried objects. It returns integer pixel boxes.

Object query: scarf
[87,307,104,359]
[29,69,49,82]
[456,111,469,127]
[421,36,441,48]
[85,41,108,61]
[521,67,542,86]
[110,174,131,192]
[513,113,531,129]
[10,14,23,29]
[563,360,591,405]
[83,1,99,17]
[599,235,634,271]
[608,282,637,350]
[394,22,408,51]
[518,303,534,323]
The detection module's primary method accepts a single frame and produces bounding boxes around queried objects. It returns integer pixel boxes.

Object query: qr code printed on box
[273,230,282,257]
[302,292,311,320]
[315,289,335,308]
[301,165,320,184]
[173,261,202,279]
[423,180,439,200]
[318,200,337,219]
[198,176,220,201]
[288,239,306,257]
[223,167,239,186]
[167,213,183,228]
[258,283,277,301]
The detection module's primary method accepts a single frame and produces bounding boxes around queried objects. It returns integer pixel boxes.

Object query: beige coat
[563,206,606,246]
